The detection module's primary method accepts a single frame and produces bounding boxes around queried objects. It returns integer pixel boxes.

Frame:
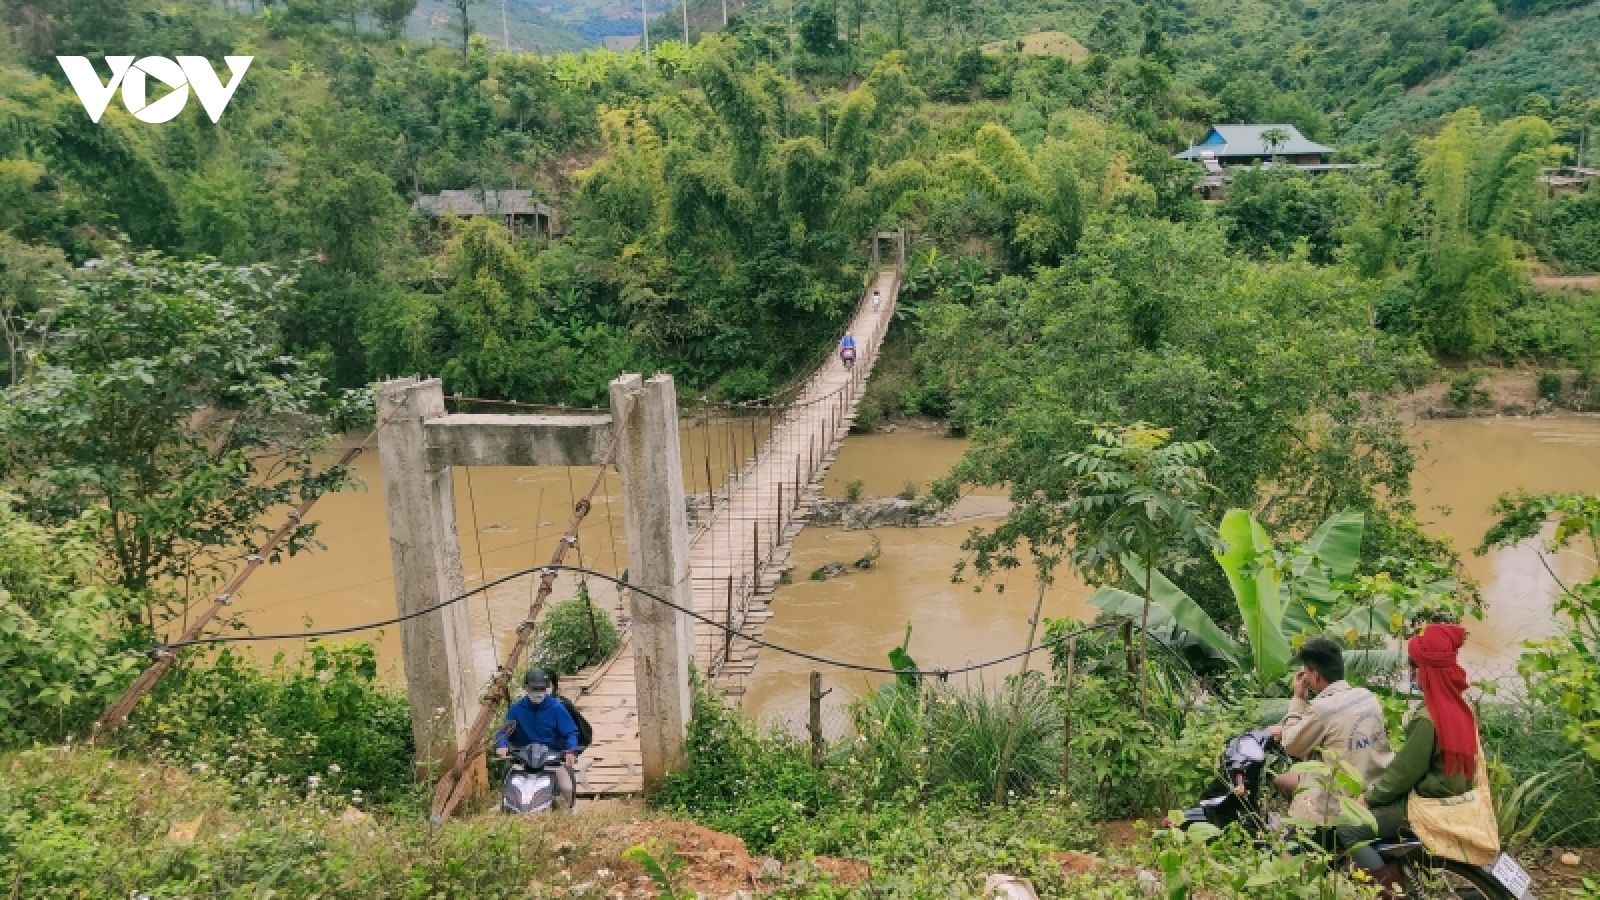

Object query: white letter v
[57,56,134,123]
[178,56,253,123]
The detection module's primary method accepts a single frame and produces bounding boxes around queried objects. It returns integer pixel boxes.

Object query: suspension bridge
[568,268,897,796]
[95,234,905,815]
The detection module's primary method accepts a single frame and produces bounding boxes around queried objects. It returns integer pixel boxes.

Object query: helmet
[522,668,551,691]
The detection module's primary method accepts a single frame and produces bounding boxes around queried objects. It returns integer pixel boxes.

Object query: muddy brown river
[230,416,1600,730]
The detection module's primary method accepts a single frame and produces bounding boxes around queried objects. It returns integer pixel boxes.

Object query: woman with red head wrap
[1335,624,1478,884]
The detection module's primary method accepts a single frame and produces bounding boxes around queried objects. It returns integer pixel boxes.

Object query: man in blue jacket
[495,668,579,809]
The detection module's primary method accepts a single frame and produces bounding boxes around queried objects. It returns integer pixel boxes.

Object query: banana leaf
[1284,510,1364,635]
[1304,510,1364,582]
[1122,559,1249,666]
[1216,509,1292,684]
[1088,581,1248,669]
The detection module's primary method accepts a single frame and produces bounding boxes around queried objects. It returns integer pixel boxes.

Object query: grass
[0,746,637,898]
[1478,697,1600,846]
[981,31,1092,61]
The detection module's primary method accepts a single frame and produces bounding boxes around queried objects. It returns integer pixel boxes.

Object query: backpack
[560,696,593,748]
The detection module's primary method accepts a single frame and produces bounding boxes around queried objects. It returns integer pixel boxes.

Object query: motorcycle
[1174,728,1534,900]
[841,346,856,369]
[499,742,569,814]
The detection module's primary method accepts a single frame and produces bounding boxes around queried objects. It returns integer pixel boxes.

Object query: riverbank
[741,415,1600,726]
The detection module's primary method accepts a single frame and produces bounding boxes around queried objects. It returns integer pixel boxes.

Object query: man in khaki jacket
[1267,638,1394,826]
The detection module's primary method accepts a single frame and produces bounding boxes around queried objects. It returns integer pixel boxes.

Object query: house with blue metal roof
[1175,124,1335,167]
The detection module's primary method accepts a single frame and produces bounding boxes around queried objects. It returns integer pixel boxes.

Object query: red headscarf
[1407,623,1477,779]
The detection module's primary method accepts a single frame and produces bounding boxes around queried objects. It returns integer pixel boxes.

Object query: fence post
[809,671,824,768]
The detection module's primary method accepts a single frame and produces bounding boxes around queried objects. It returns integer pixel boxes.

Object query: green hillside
[408,0,591,53]
[1349,1,1600,138]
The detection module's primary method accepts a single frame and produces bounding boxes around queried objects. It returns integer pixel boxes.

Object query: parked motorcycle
[1174,728,1533,900]
[499,742,569,814]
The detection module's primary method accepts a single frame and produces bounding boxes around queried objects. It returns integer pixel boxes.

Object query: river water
[231,416,1600,728]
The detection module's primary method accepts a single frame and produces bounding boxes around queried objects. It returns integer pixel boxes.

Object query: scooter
[499,742,568,814]
[1173,728,1534,900]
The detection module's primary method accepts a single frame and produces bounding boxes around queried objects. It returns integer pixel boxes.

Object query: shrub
[0,494,144,748]
[532,587,623,675]
[843,478,865,503]
[1537,371,1563,401]
[1445,368,1491,407]
[847,676,1064,804]
[716,367,772,402]
[0,746,625,898]
[654,676,834,853]
[124,642,416,803]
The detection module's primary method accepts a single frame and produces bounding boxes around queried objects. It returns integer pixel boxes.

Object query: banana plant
[1090,508,1452,690]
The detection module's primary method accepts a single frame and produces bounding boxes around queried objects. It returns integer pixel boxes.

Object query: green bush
[1479,699,1600,845]
[1537,371,1564,401]
[844,478,865,503]
[846,676,1064,804]
[124,642,416,803]
[0,746,624,899]
[653,677,834,853]
[0,494,144,748]
[532,588,623,676]
[1445,368,1491,407]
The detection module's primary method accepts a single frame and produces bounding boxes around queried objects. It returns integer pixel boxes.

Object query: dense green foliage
[0,255,353,624]
[0,0,1598,890]
[0,746,610,899]
[124,642,417,803]
[0,494,143,747]
[532,589,623,675]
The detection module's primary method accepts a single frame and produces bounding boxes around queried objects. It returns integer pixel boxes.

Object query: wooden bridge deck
[567,271,899,796]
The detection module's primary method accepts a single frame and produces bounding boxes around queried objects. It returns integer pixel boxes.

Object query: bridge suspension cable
[139,562,1168,681]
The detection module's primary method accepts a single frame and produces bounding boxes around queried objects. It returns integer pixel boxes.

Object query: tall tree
[371,0,418,35]
[0,254,352,628]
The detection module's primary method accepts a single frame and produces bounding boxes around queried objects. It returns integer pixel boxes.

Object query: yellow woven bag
[1407,747,1500,866]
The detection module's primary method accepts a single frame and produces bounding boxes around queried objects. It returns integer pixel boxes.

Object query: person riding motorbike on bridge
[1266,638,1394,827]
[839,333,857,367]
[1336,624,1481,891]
[495,668,579,810]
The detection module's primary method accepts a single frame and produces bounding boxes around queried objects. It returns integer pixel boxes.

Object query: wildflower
[307,775,322,788]
[327,764,341,774]
[596,869,612,880]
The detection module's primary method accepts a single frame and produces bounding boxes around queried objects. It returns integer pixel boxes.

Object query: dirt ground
[489,802,1595,896]
[497,802,868,898]
[1532,274,1600,292]
[1395,368,1595,419]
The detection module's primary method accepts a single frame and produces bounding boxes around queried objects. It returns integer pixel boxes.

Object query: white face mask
[528,688,549,702]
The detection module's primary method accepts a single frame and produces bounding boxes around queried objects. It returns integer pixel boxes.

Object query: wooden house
[411,189,561,238]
